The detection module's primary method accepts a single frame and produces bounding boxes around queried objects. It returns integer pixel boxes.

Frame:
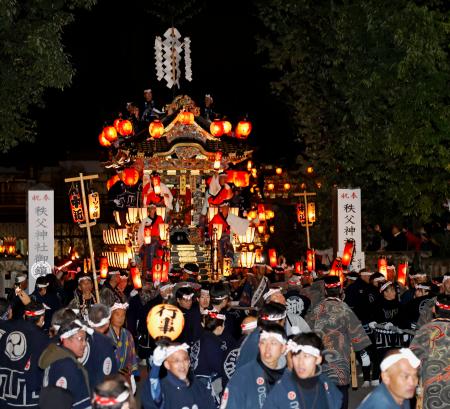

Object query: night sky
[2,0,298,168]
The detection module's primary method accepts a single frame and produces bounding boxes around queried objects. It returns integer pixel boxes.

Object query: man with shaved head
[357,348,420,408]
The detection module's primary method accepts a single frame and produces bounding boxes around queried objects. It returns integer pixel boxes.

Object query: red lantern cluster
[118,120,133,136]
[103,126,118,143]
[226,170,250,188]
[99,131,111,147]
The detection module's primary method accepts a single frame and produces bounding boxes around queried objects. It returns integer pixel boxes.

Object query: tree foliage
[0,0,96,152]
[256,0,450,225]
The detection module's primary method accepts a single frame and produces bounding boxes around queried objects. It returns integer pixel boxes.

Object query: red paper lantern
[103,126,118,142]
[268,249,277,267]
[106,174,120,190]
[295,262,303,275]
[121,168,140,186]
[149,120,164,138]
[226,170,250,188]
[130,265,142,289]
[210,119,224,137]
[179,111,194,125]
[306,249,315,272]
[69,186,85,224]
[222,120,232,135]
[341,239,355,268]
[378,256,387,277]
[330,257,343,276]
[99,257,108,279]
[98,131,111,147]
[397,261,408,286]
[258,204,266,222]
[113,119,122,131]
[118,120,133,136]
[235,120,252,139]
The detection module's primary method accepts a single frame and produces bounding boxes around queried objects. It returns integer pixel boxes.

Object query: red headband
[325,282,341,289]
[436,301,450,311]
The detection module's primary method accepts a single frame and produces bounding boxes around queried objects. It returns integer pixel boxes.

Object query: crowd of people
[0,260,448,409]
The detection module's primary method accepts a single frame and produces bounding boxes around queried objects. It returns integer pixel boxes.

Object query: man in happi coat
[310,276,372,409]
[410,294,450,409]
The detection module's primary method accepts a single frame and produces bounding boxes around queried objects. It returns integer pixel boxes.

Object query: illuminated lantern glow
[267,182,275,191]
[397,261,408,286]
[147,304,184,341]
[268,249,277,267]
[210,119,224,137]
[179,111,194,125]
[307,202,316,223]
[284,183,291,190]
[240,250,256,268]
[121,168,140,186]
[235,120,252,139]
[247,161,253,171]
[106,175,120,190]
[88,191,100,220]
[113,119,122,131]
[306,249,315,272]
[149,120,165,138]
[341,239,355,268]
[295,262,303,275]
[152,174,161,195]
[159,223,169,241]
[257,204,266,222]
[152,261,169,283]
[98,131,111,147]
[222,120,232,135]
[118,120,133,136]
[307,166,314,174]
[247,209,257,220]
[276,167,282,175]
[269,225,275,233]
[213,151,222,170]
[238,226,255,244]
[103,126,118,142]
[251,168,257,178]
[296,204,306,224]
[99,256,108,279]
[69,186,85,223]
[226,170,250,188]
[330,257,343,276]
[257,224,265,234]
[378,256,388,277]
[144,226,152,244]
[130,266,142,289]
[208,206,219,222]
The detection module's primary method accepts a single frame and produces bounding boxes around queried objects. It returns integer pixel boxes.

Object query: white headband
[287,339,321,358]
[160,284,174,292]
[263,288,282,301]
[183,268,197,275]
[416,284,431,290]
[110,302,129,312]
[211,294,228,301]
[181,294,194,301]
[60,319,93,339]
[373,276,385,283]
[380,348,420,372]
[410,273,427,278]
[347,276,358,281]
[165,343,190,360]
[108,270,121,276]
[200,289,210,295]
[360,271,373,276]
[15,276,26,283]
[380,281,393,293]
[78,276,92,282]
[93,389,130,406]
[288,277,301,286]
[87,313,111,328]
[241,320,257,331]
[260,330,286,345]
[260,311,287,321]
[203,311,226,320]
[36,283,49,288]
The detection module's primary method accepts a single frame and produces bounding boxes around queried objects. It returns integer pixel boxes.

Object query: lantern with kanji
[88,191,100,220]
[378,256,387,277]
[210,119,224,137]
[130,265,142,289]
[397,261,408,286]
[69,185,85,224]
[149,120,164,138]
[296,203,306,224]
[235,120,252,139]
[99,256,108,279]
[118,120,133,136]
[103,126,118,142]
[306,249,315,272]
[213,151,222,170]
[147,304,185,341]
[179,111,194,125]
[341,239,355,268]
[268,249,277,267]
[295,262,304,275]
[330,257,343,276]
[152,261,169,283]
[121,168,140,186]
[307,202,316,223]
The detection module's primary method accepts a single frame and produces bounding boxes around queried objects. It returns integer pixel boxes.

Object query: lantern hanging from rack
[306,249,315,272]
[341,239,355,268]
[397,261,408,286]
[307,202,316,223]
[295,262,303,275]
[121,168,140,186]
[330,257,343,276]
[118,120,133,136]
[378,256,388,277]
[69,185,85,224]
[235,119,252,139]
[213,151,222,170]
[296,204,306,224]
[147,304,184,341]
[268,248,277,267]
[130,265,142,289]
[88,191,100,220]
[99,257,108,279]
[149,120,165,138]
[210,119,224,137]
